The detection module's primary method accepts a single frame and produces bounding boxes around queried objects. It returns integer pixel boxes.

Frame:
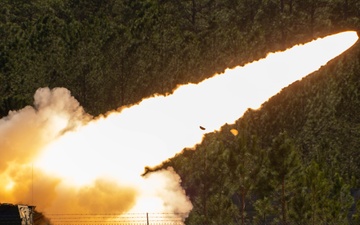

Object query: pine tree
[268,131,300,224]
[224,124,266,225]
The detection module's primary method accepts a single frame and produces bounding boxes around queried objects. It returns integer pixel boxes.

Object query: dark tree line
[1,0,360,224]
[1,0,359,116]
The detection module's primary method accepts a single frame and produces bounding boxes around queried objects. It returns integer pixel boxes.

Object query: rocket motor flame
[0,31,358,222]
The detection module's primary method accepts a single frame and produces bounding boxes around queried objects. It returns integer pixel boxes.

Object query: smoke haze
[0,31,357,223]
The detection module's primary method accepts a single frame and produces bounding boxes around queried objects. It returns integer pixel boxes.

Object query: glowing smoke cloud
[0,31,358,223]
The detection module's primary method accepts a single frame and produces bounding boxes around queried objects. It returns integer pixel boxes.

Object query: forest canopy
[1,0,360,224]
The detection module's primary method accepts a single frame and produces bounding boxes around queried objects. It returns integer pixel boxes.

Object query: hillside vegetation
[1,0,360,224]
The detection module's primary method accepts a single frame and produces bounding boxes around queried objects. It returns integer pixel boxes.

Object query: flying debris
[230,129,238,136]
[199,126,206,130]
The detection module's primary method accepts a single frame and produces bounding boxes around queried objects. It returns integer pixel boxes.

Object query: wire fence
[44,213,186,225]
[2,214,359,225]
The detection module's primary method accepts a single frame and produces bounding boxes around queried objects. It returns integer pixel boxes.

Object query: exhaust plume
[0,31,358,224]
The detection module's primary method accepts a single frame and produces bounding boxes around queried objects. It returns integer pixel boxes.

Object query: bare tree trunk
[344,0,348,19]
[203,149,207,224]
[310,1,315,37]
[241,188,245,225]
[191,0,196,26]
[282,177,287,225]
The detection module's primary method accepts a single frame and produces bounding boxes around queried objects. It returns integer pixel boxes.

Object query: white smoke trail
[0,31,357,223]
